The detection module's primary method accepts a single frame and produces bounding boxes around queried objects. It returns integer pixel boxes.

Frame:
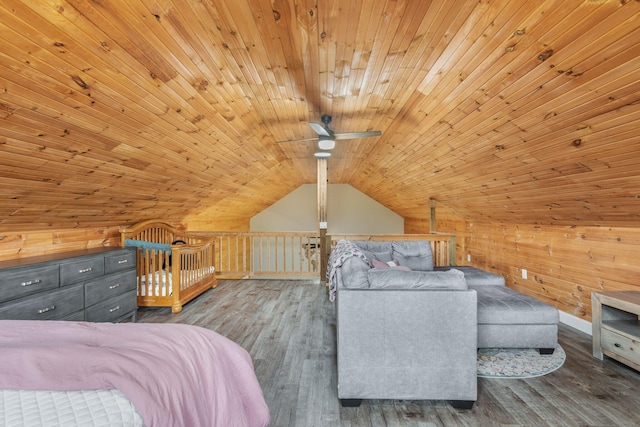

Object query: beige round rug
[477,345,566,378]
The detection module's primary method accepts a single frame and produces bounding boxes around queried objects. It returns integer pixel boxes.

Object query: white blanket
[1,389,144,427]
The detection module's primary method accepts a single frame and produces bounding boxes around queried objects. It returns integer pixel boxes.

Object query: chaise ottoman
[437,266,559,354]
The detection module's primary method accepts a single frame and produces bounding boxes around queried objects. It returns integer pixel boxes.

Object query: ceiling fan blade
[275,137,319,143]
[334,131,382,140]
[309,122,332,137]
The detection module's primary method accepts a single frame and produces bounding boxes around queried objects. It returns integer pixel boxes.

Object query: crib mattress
[139,267,215,296]
[140,271,172,296]
[0,389,144,427]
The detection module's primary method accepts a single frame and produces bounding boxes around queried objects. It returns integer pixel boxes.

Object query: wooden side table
[592,291,640,371]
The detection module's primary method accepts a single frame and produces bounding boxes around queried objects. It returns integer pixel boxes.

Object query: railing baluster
[185,232,454,279]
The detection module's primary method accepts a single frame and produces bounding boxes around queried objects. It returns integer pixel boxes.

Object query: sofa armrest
[336,288,477,401]
[335,256,370,289]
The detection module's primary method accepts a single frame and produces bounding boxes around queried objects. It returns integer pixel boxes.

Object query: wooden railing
[190,232,456,279]
[193,232,323,278]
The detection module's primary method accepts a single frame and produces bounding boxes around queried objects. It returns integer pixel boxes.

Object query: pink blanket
[0,320,270,427]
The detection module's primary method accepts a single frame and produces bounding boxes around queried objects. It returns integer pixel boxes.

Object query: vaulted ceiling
[1,0,639,231]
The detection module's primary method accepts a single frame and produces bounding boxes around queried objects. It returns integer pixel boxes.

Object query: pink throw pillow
[372,259,411,271]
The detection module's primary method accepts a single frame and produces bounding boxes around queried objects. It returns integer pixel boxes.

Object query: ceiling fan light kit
[276,115,381,158]
[317,138,336,150]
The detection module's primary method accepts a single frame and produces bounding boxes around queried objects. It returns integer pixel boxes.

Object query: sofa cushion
[391,241,434,271]
[472,285,559,325]
[352,241,393,254]
[434,266,505,286]
[367,268,467,290]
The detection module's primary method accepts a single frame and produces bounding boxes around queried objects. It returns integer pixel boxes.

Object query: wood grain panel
[0,227,120,260]
[0,0,638,231]
[463,222,640,321]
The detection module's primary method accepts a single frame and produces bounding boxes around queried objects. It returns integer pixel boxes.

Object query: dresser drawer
[84,270,136,307]
[105,250,136,274]
[601,328,640,366]
[85,290,136,322]
[0,264,59,303]
[0,284,84,320]
[60,256,104,285]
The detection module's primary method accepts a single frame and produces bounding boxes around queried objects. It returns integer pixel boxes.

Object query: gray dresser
[0,247,137,322]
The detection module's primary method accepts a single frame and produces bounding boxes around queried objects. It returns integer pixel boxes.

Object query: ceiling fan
[277,115,382,157]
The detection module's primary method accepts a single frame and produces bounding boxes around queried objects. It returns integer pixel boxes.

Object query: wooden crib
[120,220,217,313]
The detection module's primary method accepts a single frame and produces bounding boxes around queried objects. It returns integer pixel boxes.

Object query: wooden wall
[464,223,640,322]
[408,202,640,323]
[0,214,252,261]
[0,227,120,260]
[184,215,250,233]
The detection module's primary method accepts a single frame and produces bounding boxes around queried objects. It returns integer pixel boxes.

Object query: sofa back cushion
[352,241,392,253]
[367,268,467,290]
[351,241,393,264]
[392,241,434,271]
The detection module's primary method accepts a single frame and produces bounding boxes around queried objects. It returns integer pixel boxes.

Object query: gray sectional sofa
[328,239,559,409]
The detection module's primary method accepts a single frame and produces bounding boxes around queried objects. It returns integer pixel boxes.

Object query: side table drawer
[0,264,59,303]
[601,328,640,366]
[84,270,136,307]
[60,257,104,285]
[0,284,84,321]
[85,290,136,323]
[105,250,136,274]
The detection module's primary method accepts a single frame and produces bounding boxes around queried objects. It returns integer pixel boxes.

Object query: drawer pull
[78,267,93,273]
[109,305,121,313]
[109,283,121,290]
[38,305,56,314]
[118,259,128,264]
[615,343,622,348]
[21,279,42,287]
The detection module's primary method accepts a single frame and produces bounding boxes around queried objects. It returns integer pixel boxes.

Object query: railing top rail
[188,231,322,239]
[190,232,451,238]
[329,233,453,242]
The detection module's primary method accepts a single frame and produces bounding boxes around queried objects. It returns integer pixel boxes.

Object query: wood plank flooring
[136,280,640,427]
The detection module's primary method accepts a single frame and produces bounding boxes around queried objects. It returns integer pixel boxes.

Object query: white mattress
[140,271,173,296]
[139,267,215,296]
[0,389,144,427]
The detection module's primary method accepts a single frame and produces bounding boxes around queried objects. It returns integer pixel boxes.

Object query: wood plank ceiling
[0,0,639,230]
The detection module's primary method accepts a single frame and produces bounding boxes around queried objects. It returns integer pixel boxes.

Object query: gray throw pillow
[361,249,393,264]
[391,241,434,271]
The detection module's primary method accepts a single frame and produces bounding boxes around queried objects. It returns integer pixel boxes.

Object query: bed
[0,320,270,427]
[120,220,218,313]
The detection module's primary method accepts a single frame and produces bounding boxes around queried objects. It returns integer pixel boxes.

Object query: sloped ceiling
[0,0,639,230]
